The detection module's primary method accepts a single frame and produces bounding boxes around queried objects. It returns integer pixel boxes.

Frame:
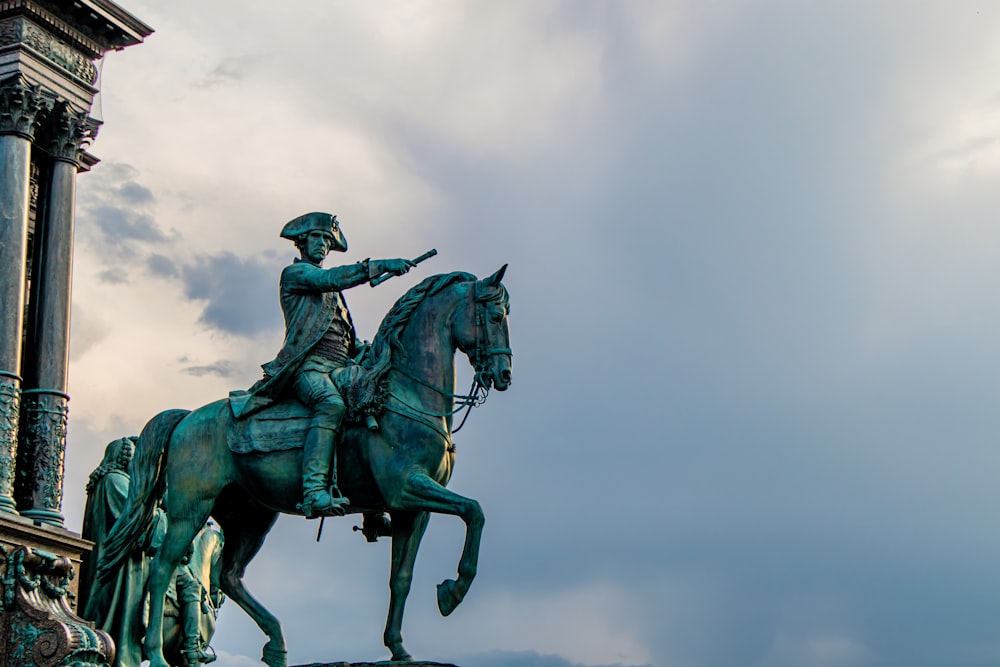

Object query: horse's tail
[96,408,190,582]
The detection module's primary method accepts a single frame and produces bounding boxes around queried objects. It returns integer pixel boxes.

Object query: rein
[387,368,486,435]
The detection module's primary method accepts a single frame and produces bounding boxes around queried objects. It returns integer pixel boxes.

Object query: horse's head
[458,265,512,391]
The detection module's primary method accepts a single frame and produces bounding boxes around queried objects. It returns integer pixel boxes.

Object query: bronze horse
[98,268,512,667]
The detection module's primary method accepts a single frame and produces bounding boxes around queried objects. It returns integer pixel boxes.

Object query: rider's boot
[300,426,349,518]
[180,603,215,666]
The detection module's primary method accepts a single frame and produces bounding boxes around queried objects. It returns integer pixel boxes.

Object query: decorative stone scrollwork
[0,19,18,45]
[18,391,68,527]
[0,372,20,515]
[0,545,113,667]
[0,18,98,85]
[0,78,48,140]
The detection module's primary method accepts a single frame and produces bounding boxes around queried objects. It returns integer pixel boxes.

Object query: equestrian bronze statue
[96,212,512,667]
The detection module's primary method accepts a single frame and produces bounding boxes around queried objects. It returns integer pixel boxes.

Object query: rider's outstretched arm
[282,258,414,294]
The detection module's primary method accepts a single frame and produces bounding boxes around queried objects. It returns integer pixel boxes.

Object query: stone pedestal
[0,515,113,667]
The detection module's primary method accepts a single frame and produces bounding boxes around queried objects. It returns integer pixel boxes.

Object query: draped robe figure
[79,437,154,667]
[80,437,220,667]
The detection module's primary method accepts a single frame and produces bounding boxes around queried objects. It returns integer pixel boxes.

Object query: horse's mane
[371,271,476,363]
[346,272,476,418]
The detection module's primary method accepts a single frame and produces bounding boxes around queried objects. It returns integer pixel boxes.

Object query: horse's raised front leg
[214,498,285,667]
[394,472,484,617]
[146,516,204,667]
[384,510,430,661]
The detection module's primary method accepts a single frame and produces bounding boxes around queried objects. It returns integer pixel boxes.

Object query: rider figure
[252,212,413,518]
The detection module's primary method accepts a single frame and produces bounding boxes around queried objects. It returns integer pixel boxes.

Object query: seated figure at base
[165,522,225,667]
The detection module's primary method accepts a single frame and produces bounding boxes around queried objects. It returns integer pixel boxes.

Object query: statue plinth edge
[293,662,462,667]
[0,512,114,667]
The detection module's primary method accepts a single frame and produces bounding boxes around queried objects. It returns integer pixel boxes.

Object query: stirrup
[182,646,216,666]
[298,489,350,519]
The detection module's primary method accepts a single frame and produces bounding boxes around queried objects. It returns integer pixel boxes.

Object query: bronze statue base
[295,662,460,667]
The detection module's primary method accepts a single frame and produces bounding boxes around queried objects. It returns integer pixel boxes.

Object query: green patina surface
[90,214,512,667]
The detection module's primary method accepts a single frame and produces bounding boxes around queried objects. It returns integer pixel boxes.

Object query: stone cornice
[0,514,91,556]
[0,0,152,58]
[0,1,104,59]
[73,0,153,48]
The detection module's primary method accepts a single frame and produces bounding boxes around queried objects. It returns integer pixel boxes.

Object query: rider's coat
[252,258,366,399]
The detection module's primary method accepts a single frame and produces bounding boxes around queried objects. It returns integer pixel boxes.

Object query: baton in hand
[370,248,438,287]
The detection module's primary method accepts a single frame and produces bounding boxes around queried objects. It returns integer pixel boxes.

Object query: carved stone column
[0,79,46,516]
[17,391,69,526]
[0,4,150,666]
[18,105,88,527]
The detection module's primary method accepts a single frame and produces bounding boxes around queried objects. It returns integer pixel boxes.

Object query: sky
[53,2,1000,666]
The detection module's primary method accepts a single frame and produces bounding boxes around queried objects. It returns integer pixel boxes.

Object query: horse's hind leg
[213,493,284,667]
[393,472,484,617]
[384,510,429,661]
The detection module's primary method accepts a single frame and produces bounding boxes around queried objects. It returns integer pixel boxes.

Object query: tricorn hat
[280,212,348,252]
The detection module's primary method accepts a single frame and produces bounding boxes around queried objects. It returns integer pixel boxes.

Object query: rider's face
[303,231,334,264]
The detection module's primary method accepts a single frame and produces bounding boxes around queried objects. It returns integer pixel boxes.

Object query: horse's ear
[486,264,508,287]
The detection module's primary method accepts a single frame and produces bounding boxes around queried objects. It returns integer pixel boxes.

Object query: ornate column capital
[0,78,50,141]
[44,103,96,166]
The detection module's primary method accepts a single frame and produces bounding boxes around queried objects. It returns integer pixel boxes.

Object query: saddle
[226,349,391,455]
[226,397,312,454]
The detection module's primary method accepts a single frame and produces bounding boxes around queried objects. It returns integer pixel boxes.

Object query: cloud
[759,631,871,667]
[76,161,176,268]
[181,251,283,337]
[59,4,1000,667]
[68,303,110,362]
[460,650,651,667]
[197,55,263,88]
[180,359,239,378]
[117,180,155,205]
[91,206,169,244]
[148,253,179,278]
[210,650,262,667]
[96,268,129,284]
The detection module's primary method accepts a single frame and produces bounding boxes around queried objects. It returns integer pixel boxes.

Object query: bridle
[470,281,512,392]
[386,281,510,437]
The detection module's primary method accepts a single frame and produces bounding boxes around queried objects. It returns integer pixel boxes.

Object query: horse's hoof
[262,642,287,667]
[436,579,462,616]
[386,639,412,662]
